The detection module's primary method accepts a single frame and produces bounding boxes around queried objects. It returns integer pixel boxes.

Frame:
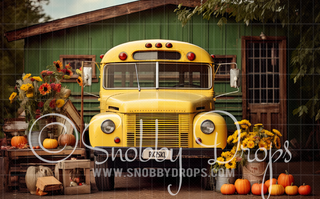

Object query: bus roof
[101,39,213,63]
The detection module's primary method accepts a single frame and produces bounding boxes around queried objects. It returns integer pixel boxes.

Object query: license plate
[142,149,172,160]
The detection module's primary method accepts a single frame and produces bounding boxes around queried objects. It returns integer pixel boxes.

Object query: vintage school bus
[88,39,239,191]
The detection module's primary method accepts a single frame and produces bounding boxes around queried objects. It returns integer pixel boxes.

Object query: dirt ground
[1,161,319,199]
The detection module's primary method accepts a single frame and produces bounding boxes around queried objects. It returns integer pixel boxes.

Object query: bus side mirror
[83,67,92,86]
[230,68,241,88]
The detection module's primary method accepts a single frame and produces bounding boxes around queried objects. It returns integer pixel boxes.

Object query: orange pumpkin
[58,134,76,146]
[221,179,236,195]
[43,138,58,149]
[235,178,251,195]
[285,183,298,195]
[278,170,294,188]
[298,183,311,195]
[265,178,277,188]
[268,182,284,195]
[11,136,28,147]
[251,181,268,195]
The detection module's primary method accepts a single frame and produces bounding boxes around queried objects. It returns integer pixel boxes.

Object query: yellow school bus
[89,39,228,191]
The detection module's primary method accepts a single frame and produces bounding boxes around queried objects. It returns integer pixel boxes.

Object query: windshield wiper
[134,63,141,92]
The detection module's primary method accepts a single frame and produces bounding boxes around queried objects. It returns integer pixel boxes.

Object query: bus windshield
[103,62,211,89]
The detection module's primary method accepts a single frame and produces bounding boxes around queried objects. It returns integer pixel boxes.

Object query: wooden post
[80,61,84,148]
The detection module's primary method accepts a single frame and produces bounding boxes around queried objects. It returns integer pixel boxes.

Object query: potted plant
[227,119,283,185]
[213,150,239,192]
[8,60,72,147]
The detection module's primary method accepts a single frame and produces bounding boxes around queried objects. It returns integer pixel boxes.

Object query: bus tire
[94,155,115,191]
[201,164,215,190]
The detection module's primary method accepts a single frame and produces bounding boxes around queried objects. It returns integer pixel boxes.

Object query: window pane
[261,89,266,103]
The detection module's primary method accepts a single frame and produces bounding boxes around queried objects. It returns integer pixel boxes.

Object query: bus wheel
[201,163,215,190]
[94,155,115,191]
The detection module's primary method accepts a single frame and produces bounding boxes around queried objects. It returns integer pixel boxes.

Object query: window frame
[214,55,237,81]
[59,55,98,82]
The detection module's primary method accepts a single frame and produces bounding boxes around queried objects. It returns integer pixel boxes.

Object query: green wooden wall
[24,5,296,136]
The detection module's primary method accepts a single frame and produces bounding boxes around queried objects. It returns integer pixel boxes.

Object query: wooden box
[36,176,62,192]
[58,100,82,133]
[55,160,91,195]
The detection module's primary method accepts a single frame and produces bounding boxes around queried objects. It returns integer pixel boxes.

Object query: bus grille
[126,114,190,148]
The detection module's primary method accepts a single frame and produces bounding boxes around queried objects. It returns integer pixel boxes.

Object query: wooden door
[242,36,287,140]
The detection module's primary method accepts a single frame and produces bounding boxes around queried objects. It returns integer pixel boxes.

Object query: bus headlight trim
[200,120,215,134]
[101,120,115,134]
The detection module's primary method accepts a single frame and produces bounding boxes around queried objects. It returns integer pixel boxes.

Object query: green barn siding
[23,5,289,129]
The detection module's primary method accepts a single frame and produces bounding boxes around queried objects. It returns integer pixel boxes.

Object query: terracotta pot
[25,166,53,194]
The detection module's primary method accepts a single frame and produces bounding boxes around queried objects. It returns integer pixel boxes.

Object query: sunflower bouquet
[9,60,71,132]
[227,119,282,155]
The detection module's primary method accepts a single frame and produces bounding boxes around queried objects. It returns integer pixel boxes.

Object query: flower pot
[215,169,236,192]
[242,153,267,186]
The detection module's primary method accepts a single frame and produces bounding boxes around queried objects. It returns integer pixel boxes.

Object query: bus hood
[105,91,212,113]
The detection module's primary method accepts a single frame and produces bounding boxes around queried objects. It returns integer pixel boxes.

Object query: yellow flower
[20,84,29,91]
[240,132,247,139]
[274,135,281,149]
[272,129,282,137]
[247,141,255,148]
[9,92,17,103]
[241,119,252,127]
[32,76,42,82]
[264,130,274,137]
[259,140,268,150]
[227,135,233,144]
[217,157,225,165]
[225,158,237,169]
[254,123,263,127]
[221,151,233,158]
[56,99,65,108]
[23,73,31,80]
[26,91,34,98]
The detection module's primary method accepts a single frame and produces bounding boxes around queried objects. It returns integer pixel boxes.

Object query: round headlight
[101,120,115,134]
[201,120,215,134]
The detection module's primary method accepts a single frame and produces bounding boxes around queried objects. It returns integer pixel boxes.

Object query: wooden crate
[59,100,82,133]
[55,160,91,195]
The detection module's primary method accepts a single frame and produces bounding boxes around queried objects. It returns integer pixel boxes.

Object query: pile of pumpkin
[10,134,76,149]
[220,170,312,196]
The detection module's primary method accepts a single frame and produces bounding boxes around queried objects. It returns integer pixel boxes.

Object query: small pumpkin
[268,182,284,195]
[298,183,312,195]
[285,182,298,195]
[43,138,58,149]
[251,181,268,195]
[11,136,28,147]
[235,178,251,195]
[221,179,236,195]
[278,170,294,188]
[265,178,277,188]
[58,133,76,146]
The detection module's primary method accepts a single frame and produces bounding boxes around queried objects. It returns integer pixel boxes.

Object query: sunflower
[23,73,31,80]
[77,76,83,86]
[254,123,263,127]
[26,91,34,98]
[241,119,252,127]
[217,157,225,165]
[247,140,255,148]
[54,60,63,71]
[264,130,274,137]
[32,76,42,82]
[20,83,33,91]
[227,135,233,144]
[65,69,73,76]
[259,140,268,150]
[56,99,65,108]
[39,83,51,95]
[274,135,281,149]
[9,92,17,103]
[272,129,282,137]
[225,158,237,169]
